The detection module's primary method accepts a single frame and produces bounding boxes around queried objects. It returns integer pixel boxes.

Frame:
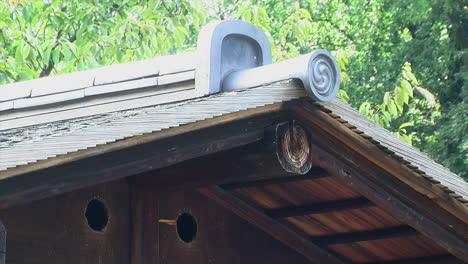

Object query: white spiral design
[306,51,340,101]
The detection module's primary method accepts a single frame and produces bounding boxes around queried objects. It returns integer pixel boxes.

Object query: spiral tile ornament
[305,50,340,102]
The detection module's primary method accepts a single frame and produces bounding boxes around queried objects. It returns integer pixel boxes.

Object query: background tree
[0,0,466,178]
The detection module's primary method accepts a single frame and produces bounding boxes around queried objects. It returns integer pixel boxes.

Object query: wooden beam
[312,226,417,245]
[221,167,328,190]
[129,180,159,264]
[159,189,318,264]
[198,186,347,264]
[0,221,5,264]
[266,197,372,218]
[368,255,463,264]
[292,103,468,261]
[306,141,468,261]
[0,107,286,210]
[291,101,468,224]
[135,121,314,192]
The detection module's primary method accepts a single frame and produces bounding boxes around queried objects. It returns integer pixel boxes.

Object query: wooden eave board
[316,99,468,202]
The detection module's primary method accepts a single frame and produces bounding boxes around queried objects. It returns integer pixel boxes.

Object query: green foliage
[1,0,466,178]
[357,62,441,146]
[0,0,206,84]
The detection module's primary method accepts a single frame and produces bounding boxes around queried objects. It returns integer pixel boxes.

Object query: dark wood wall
[0,179,312,264]
[155,189,311,264]
[0,180,130,264]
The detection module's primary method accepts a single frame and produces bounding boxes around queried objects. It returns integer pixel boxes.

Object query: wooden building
[0,21,466,264]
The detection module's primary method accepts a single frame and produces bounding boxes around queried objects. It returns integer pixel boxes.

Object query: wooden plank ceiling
[200,171,457,263]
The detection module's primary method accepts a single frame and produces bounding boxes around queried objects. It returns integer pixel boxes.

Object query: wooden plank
[0,221,5,264]
[129,180,159,264]
[221,167,328,190]
[307,142,468,261]
[0,180,130,263]
[291,101,468,224]
[198,186,347,264]
[0,107,285,210]
[312,226,417,245]
[135,143,296,192]
[266,197,372,218]
[369,255,464,264]
[321,99,467,199]
[158,189,314,264]
[135,121,314,192]
[291,102,468,261]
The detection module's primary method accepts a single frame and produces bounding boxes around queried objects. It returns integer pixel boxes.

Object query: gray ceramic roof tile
[13,90,85,109]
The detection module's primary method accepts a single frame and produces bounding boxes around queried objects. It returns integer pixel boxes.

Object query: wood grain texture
[129,179,159,264]
[319,98,467,200]
[198,186,347,264]
[312,226,417,245]
[0,108,285,210]
[292,101,468,222]
[0,221,5,264]
[221,167,329,190]
[283,206,401,237]
[331,236,453,263]
[266,197,372,218]
[231,176,362,210]
[0,180,130,264]
[157,189,314,264]
[367,255,463,264]
[305,140,468,260]
[135,122,315,192]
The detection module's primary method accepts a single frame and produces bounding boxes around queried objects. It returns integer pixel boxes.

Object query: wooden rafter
[221,167,329,190]
[312,226,417,245]
[198,187,347,264]
[300,135,468,261]
[266,197,372,218]
[368,255,463,264]
[290,102,468,261]
[291,101,468,224]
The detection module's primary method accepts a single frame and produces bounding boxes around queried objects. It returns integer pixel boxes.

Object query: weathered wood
[306,140,468,261]
[291,101,468,224]
[135,121,312,192]
[273,121,312,174]
[369,255,463,264]
[0,221,5,264]
[319,98,467,200]
[198,186,347,264]
[221,167,328,190]
[157,189,314,264]
[313,226,417,245]
[292,102,468,261]
[129,179,159,264]
[266,197,372,218]
[0,180,130,264]
[0,107,286,210]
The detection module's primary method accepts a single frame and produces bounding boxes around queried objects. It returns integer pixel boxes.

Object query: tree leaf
[400,80,413,97]
[387,100,398,117]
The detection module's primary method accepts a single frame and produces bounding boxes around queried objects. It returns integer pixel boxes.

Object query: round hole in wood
[176,213,197,243]
[85,199,108,232]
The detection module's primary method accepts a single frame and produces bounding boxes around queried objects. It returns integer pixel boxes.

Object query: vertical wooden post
[0,221,6,264]
[130,180,159,264]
